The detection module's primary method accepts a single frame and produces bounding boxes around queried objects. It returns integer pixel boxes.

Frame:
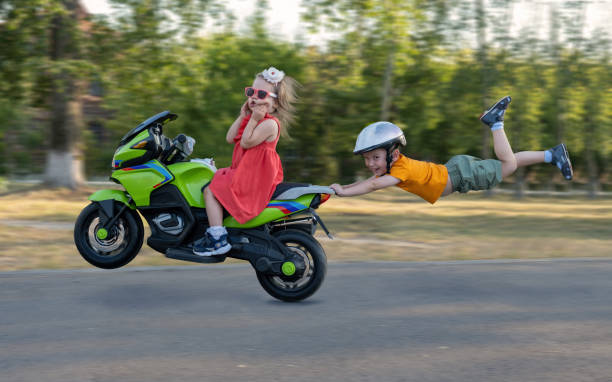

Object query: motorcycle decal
[113,160,122,168]
[122,161,173,188]
[267,201,306,214]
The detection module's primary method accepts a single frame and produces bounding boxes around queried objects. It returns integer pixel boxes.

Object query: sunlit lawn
[318,188,612,262]
[1,186,611,270]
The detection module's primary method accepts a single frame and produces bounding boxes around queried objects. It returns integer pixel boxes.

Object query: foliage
[0,0,610,192]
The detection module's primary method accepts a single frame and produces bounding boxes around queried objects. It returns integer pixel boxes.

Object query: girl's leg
[194,188,232,256]
[204,187,223,227]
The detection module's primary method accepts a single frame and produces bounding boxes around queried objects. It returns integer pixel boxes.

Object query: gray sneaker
[550,143,573,181]
[480,96,512,127]
[193,231,231,256]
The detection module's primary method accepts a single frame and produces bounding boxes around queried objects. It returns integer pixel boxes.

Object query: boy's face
[362,148,389,177]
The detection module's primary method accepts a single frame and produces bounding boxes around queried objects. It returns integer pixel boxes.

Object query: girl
[194,67,298,256]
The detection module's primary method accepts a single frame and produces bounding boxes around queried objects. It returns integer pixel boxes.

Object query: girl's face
[246,77,277,113]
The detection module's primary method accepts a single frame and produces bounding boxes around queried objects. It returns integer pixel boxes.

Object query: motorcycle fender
[88,190,135,219]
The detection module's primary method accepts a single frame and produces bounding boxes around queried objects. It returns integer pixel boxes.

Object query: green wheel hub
[281,261,296,276]
[96,228,109,240]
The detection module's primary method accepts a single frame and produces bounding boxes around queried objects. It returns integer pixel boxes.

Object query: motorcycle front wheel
[74,203,144,269]
[257,229,327,302]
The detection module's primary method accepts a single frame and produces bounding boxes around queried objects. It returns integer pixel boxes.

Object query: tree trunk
[512,111,525,199]
[476,0,490,160]
[380,50,395,121]
[585,105,600,198]
[45,150,85,189]
[515,167,526,199]
[44,0,84,189]
[585,144,600,199]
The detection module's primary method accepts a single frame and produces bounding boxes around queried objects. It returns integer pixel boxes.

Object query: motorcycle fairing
[111,159,174,206]
[267,200,307,214]
[167,161,214,207]
[112,129,161,170]
[223,194,315,228]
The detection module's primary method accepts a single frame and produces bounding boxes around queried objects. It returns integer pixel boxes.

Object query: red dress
[209,114,283,224]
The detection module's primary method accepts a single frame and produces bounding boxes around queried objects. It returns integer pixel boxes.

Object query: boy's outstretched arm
[330,175,400,197]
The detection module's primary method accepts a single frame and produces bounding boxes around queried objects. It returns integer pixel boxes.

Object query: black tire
[74,202,144,269]
[256,229,327,302]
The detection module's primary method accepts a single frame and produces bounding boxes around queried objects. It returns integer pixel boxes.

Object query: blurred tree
[577,14,611,196]
[46,0,87,188]
[301,0,436,182]
[475,0,492,160]
[1,0,610,193]
[540,1,582,191]
[83,0,225,171]
[0,0,88,188]
[0,0,225,183]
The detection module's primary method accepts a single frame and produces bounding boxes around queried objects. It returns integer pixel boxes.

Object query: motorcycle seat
[272,182,335,200]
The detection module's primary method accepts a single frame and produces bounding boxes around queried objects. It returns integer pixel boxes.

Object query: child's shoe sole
[552,143,573,181]
[193,243,232,257]
[480,96,512,126]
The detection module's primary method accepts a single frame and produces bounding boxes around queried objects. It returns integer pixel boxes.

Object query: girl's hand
[240,101,251,118]
[251,104,267,122]
[330,183,345,196]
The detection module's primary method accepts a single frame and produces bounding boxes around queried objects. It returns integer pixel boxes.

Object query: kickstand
[310,208,334,239]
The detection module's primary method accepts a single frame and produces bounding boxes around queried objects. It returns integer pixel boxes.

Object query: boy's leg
[515,151,545,167]
[491,129,517,177]
[498,146,572,180]
[547,144,573,180]
[480,96,517,177]
[481,96,573,181]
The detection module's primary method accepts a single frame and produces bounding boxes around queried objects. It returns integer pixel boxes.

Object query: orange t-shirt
[389,154,448,204]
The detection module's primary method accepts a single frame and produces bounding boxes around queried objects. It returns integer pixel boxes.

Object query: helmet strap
[385,145,398,174]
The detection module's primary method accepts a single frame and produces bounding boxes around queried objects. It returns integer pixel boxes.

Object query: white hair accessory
[261,67,285,85]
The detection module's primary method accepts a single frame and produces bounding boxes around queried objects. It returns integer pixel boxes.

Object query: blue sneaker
[550,143,573,181]
[193,231,231,256]
[480,96,512,127]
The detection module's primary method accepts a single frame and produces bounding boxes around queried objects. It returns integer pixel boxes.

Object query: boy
[330,96,573,202]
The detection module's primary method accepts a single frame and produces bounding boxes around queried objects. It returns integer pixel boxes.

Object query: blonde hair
[256,72,300,138]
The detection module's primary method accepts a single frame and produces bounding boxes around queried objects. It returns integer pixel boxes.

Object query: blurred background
[1,0,611,196]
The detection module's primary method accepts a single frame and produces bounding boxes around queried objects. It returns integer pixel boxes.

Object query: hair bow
[261,67,285,85]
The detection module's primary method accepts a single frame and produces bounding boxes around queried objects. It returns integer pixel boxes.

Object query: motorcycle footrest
[165,247,226,264]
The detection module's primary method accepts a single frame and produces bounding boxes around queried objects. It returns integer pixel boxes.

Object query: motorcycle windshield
[119,111,177,146]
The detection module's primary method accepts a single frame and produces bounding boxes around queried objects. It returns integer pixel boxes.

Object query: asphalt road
[2,259,612,382]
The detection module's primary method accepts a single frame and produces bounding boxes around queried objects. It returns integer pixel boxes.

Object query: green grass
[0,186,611,270]
[317,189,612,262]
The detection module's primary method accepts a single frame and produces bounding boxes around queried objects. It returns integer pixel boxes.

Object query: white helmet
[353,121,406,155]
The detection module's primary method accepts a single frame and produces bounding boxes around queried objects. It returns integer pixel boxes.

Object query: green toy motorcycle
[74,111,334,302]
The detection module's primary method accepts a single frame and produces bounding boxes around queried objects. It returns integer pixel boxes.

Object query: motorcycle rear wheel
[74,203,144,269]
[257,229,327,302]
